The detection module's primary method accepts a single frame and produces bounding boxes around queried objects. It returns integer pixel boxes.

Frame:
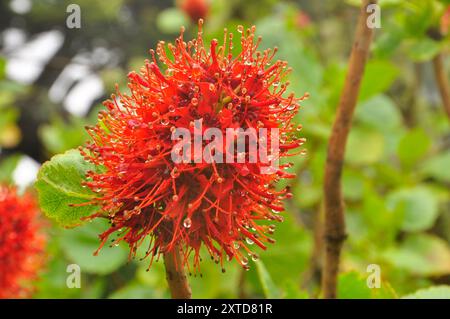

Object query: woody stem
[163,244,192,299]
[432,53,450,120]
[322,0,376,299]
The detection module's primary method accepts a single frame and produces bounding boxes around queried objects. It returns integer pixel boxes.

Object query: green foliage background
[0,0,449,299]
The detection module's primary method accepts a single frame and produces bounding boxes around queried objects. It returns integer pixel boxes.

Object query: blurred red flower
[441,5,450,35]
[179,0,210,22]
[295,10,311,29]
[81,21,307,273]
[0,186,46,298]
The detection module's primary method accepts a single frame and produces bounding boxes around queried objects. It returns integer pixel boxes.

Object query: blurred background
[0,0,449,298]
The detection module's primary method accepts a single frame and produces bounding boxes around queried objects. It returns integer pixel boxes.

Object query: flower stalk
[163,245,192,299]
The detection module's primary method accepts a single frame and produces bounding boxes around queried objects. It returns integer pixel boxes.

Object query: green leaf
[0,154,21,183]
[360,185,403,244]
[0,57,5,80]
[323,62,346,109]
[282,281,309,299]
[382,234,450,276]
[256,16,323,108]
[345,128,385,165]
[35,149,100,228]
[254,259,282,298]
[356,95,402,131]
[338,271,397,299]
[39,116,90,155]
[258,212,312,285]
[402,286,450,299]
[338,272,372,299]
[109,282,158,299]
[342,170,365,201]
[187,255,241,298]
[373,27,405,58]
[60,219,129,275]
[387,186,439,232]
[0,107,19,131]
[407,38,441,62]
[420,151,450,183]
[359,60,399,102]
[402,1,435,37]
[397,128,431,168]
[156,8,189,34]
[372,281,398,299]
[135,260,170,298]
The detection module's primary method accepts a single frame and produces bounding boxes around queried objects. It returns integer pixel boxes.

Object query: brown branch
[163,245,192,299]
[322,0,376,299]
[432,53,450,120]
[301,204,324,295]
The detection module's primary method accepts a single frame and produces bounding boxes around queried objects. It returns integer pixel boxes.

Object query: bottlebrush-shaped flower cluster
[80,20,307,273]
[0,186,46,298]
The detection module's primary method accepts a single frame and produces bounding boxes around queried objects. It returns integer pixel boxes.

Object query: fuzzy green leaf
[35,149,100,228]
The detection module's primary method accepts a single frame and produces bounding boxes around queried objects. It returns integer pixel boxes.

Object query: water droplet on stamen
[268,224,276,234]
[183,217,192,228]
[171,168,180,178]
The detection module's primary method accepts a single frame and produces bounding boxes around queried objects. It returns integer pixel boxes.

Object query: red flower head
[179,0,210,23]
[0,185,46,298]
[80,20,307,273]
